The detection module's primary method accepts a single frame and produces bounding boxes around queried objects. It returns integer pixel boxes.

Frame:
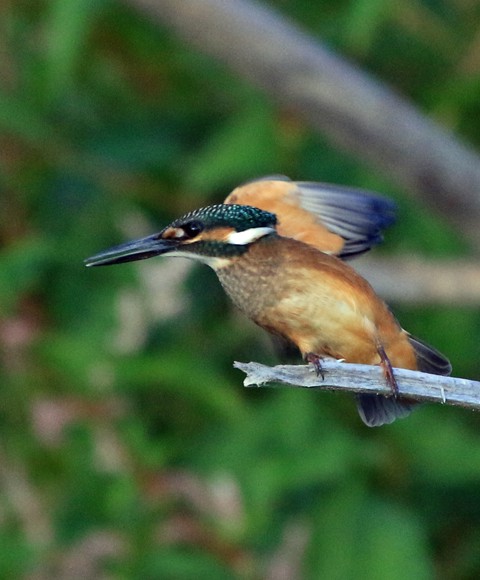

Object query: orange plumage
[215,233,451,426]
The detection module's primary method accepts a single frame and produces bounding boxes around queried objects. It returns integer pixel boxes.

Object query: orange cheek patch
[199,227,235,242]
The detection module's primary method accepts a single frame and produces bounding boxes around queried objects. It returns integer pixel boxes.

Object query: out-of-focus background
[2,0,480,578]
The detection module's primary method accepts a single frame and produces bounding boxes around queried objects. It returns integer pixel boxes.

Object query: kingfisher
[85,177,451,426]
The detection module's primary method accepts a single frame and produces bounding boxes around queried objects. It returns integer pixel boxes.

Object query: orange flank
[217,235,418,369]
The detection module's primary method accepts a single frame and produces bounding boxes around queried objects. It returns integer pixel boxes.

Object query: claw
[305,352,325,379]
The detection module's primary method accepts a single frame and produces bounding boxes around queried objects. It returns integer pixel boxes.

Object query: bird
[223,175,396,259]
[85,197,452,427]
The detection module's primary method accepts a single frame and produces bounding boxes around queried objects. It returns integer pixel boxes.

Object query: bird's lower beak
[84,233,178,267]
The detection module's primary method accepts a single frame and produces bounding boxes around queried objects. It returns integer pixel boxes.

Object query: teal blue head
[85,204,277,268]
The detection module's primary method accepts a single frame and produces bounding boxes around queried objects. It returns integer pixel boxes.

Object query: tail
[407,334,452,376]
[356,334,451,427]
[356,394,416,427]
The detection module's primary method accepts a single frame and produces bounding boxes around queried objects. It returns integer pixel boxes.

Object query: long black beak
[85,233,178,267]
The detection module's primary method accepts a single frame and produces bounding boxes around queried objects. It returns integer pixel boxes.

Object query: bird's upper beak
[84,233,178,267]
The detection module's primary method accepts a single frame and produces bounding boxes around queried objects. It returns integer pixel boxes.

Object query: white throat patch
[226,227,275,245]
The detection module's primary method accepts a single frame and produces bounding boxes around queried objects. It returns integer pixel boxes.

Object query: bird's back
[224,176,396,258]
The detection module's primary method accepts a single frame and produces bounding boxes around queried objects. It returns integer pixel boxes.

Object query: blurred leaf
[343,0,391,54]
[0,93,58,145]
[87,122,181,171]
[116,351,246,423]
[188,390,385,542]
[0,531,34,578]
[36,333,111,392]
[0,237,53,312]
[183,100,281,192]
[398,410,480,485]
[138,548,234,580]
[43,0,105,101]
[308,485,433,579]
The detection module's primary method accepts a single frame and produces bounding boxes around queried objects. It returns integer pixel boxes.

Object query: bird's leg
[305,352,325,379]
[377,344,399,397]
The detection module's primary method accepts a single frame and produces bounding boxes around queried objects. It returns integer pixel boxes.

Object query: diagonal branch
[124,0,480,248]
[234,360,480,410]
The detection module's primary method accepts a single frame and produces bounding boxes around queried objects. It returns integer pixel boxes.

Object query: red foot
[377,345,399,397]
[305,352,325,379]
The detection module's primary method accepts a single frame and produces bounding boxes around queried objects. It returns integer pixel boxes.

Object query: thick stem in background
[123,0,480,248]
[137,255,480,307]
[355,256,480,305]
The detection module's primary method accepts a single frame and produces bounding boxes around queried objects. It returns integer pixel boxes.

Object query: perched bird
[85,198,451,427]
[223,175,396,259]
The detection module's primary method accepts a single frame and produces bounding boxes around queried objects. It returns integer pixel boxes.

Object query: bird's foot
[305,352,325,379]
[377,345,399,397]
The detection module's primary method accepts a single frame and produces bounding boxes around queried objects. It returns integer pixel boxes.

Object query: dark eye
[182,220,204,238]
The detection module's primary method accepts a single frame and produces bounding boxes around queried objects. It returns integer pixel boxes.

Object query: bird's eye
[182,220,204,238]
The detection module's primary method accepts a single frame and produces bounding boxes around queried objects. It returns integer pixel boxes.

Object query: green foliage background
[1,1,480,578]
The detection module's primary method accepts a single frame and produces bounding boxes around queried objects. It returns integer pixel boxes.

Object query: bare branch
[124,0,480,247]
[234,361,480,410]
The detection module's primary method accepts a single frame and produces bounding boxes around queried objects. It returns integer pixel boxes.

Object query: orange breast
[217,235,418,370]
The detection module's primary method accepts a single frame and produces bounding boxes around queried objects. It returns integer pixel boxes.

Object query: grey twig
[234,361,480,410]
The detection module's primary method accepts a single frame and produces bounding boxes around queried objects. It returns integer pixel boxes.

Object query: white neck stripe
[226,227,275,245]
